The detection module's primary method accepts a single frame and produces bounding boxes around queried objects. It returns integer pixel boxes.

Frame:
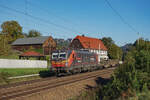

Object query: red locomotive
[51,50,102,75]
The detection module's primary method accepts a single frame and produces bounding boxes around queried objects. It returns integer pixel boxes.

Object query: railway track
[0,67,115,100]
[0,76,57,89]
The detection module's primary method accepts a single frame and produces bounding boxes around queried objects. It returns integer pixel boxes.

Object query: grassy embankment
[0,53,19,59]
[0,68,48,77]
[0,68,52,85]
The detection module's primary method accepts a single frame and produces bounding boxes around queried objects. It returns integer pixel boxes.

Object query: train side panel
[69,51,99,70]
[51,50,99,74]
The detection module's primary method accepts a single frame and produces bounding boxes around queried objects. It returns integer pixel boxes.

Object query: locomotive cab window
[52,53,58,59]
[59,53,66,59]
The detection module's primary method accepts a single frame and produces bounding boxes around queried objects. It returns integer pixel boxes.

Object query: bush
[99,39,150,100]
[46,55,51,67]
[0,72,11,84]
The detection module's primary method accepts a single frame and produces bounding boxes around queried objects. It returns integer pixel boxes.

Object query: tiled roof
[74,35,107,50]
[12,36,49,45]
[20,51,44,56]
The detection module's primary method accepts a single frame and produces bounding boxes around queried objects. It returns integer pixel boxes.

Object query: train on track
[51,50,116,76]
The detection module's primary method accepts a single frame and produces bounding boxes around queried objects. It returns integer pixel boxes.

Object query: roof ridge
[75,35,107,50]
[12,36,50,45]
[16,36,50,40]
[77,35,100,39]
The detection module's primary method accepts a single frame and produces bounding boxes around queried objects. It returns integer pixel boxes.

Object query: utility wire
[0,9,67,37]
[27,1,79,27]
[0,8,49,33]
[0,4,81,34]
[104,0,138,34]
[27,1,83,36]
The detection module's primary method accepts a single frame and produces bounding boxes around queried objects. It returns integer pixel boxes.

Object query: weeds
[0,72,10,84]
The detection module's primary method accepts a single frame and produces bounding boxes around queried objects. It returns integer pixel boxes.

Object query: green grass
[0,68,53,85]
[0,74,42,85]
[0,54,19,59]
[0,68,49,77]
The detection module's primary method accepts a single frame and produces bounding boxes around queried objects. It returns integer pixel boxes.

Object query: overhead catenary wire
[0,10,65,38]
[0,8,50,35]
[104,0,138,34]
[0,17,69,39]
[0,4,81,34]
[26,0,83,36]
[27,0,79,27]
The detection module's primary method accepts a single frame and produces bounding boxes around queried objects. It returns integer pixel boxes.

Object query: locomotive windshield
[52,53,58,59]
[52,51,67,59]
[59,53,66,59]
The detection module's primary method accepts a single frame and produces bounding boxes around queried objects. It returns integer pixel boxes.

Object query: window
[53,55,58,58]
[59,53,66,59]
[52,53,58,59]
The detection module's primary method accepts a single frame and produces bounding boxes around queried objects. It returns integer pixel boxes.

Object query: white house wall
[0,59,47,68]
[89,49,108,62]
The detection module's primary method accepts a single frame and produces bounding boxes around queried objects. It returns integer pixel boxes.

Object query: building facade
[70,35,108,62]
[12,36,56,55]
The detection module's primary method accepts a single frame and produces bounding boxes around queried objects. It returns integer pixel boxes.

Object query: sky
[0,0,149,46]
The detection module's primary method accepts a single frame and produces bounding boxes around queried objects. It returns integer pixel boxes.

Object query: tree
[101,37,114,47]
[0,34,11,55]
[1,20,24,43]
[22,32,28,38]
[134,38,150,51]
[108,43,123,60]
[27,30,41,37]
[101,37,122,60]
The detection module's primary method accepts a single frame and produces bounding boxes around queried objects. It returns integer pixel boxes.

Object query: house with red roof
[70,35,108,62]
